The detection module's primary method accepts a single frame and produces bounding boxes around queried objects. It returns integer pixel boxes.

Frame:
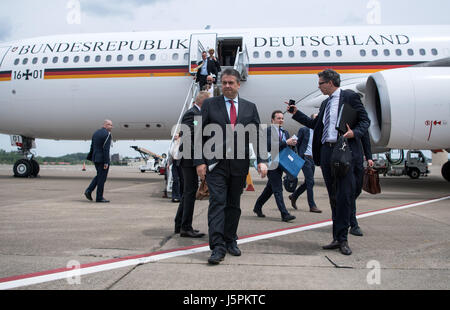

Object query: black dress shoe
[96,198,110,203]
[309,206,322,213]
[288,194,298,210]
[339,241,352,255]
[208,249,226,265]
[282,214,296,222]
[84,191,93,201]
[174,227,180,234]
[350,226,363,236]
[253,208,266,218]
[226,244,241,256]
[322,240,340,250]
[180,229,205,238]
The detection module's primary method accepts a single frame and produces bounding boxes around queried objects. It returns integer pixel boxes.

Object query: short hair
[271,110,284,120]
[318,69,340,87]
[208,48,215,53]
[221,68,241,83]
[195,91,210,103]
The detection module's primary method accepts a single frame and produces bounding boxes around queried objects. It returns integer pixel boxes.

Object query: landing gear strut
[11,136,40,178]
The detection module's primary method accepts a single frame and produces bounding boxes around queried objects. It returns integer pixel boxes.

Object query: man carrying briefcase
[253,110,297,222]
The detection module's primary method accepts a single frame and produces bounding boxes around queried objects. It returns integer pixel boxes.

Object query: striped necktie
[321,96,333,144]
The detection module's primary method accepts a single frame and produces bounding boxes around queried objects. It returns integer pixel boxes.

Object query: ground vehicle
[130,146,164,173]
[373,150,430,179]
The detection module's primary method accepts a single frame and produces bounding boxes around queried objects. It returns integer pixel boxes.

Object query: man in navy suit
[288,114,322,213]
[253,110,297,222]
[287,69,370,255]
[85,119,113,203]
[195,68,268,265]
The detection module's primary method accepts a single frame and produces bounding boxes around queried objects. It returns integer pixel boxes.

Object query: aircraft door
[189,33,217,74]
[0,46,11,67]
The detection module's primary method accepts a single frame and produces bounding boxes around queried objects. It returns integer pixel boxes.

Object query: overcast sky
[0,0,449,157]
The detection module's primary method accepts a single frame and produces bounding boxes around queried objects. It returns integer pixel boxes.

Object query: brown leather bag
[363,167,381,194]
[196,179,209,200]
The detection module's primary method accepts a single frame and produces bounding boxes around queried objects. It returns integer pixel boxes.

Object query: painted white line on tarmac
[0,195,448,290]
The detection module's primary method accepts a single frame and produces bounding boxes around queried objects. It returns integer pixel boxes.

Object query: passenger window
[22,58,28,65]
[372,49,378,56]
[300,50,307,57]
[73,56,80,63]
[172,53,179,61]
[14,58,19,65]
[52,57,58,64]
[106,55,112,62]
[184,53,189,60]
[419,49,426,56]
[336,50,342,57]
[431,48,438,55]
[63,56,69,63]
[383,49,390,56]
[84,56,90,63]
[95,55,101,62]
[360,49,366,56]
[139,54,145,61]
[312,50,318,57]
[264,51,271,58]
[288,51,294,58]
[128,54,134,61]
[117,55,123,62]
[396,49,402,56]
[32,57,38,64]
[150,54,156,61]
[324,50,330,57]
[407,49,414,56]
[276,51,282,58]
[42,57,48,64]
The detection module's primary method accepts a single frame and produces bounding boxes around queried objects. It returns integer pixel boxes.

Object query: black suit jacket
[196,59,218,80]
[179,105,202,167]
[292,89,370,166]
[90,128,111,164]
[296,126,311,157]
[194,95,266,176]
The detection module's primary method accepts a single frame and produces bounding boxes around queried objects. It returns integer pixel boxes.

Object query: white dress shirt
[224,95,239,120]
[322,88,341,143]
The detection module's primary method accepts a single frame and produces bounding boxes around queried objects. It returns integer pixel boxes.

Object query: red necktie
[229,100,236,130]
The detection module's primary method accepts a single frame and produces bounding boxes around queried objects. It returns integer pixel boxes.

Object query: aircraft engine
[365,67,450,150]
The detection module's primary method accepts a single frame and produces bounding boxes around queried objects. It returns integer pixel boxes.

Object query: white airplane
[0,25,449,181]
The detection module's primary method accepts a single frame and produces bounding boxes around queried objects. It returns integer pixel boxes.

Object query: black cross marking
[23,69,32,80]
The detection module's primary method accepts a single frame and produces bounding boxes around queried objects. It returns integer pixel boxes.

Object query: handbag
[363,167,381,194]
[196,179,209,200]
[330,136,352,177]
[283,173,298,193]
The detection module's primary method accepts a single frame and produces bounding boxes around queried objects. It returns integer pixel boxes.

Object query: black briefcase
[330,136,352,177]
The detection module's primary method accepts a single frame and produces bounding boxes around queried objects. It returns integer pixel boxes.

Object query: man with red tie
[195,68,268,265]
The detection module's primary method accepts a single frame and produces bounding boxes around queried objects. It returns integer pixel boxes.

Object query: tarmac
[0,163,448,291]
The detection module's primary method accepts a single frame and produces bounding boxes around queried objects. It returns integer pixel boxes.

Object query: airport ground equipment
[373,150,430,179]
[130,146,164,173]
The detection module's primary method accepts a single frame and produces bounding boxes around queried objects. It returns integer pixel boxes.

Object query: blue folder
[275,147,305,177]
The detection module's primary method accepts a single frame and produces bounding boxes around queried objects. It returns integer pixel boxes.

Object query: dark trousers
[206,160,246,252]
[197,74,208,89]
[171,163,183,200]
[320,144,356,243]
[291,156,316,208]
[174,165,198,232]
[254,167,290,217]
[86,163,109,201]
[350,163,364,228]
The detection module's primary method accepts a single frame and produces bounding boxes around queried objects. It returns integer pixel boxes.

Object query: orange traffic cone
[246,172,255,191]
[82,161,86,171]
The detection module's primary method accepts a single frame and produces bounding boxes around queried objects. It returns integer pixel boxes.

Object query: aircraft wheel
[13,159,32,178]
[442,161,450,182]
[141,170,146,173]
[30,159,40,177]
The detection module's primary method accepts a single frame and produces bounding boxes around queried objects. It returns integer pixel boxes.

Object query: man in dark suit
[195,68,268,265]
[253,110,297,222]
[173,91,210,238]
[287,69,370,255]
[196,51,218,89]
[288,114,322,213]
[85,119,113,203]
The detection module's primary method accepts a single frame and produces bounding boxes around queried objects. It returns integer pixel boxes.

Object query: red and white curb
[0,195,448,290]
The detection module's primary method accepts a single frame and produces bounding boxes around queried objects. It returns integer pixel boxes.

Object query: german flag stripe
[0,71,11,81]
[44,66,189,79]
[248,61,420,75]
